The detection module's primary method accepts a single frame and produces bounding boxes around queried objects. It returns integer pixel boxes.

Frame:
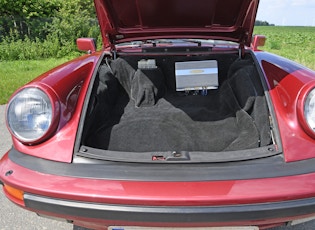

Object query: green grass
[254,26,315,70]
[0,58,70,104]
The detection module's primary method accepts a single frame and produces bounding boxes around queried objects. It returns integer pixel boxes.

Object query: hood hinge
[239,43,245,59]
[109,42,117,59]
[111,46,117,59]
[239,31,249,58]
[106,33,117,59]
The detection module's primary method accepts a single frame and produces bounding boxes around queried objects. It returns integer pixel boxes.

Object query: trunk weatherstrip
[8,148,315,181]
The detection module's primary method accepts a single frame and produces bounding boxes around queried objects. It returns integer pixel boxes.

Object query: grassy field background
[0,26,314,105]
[254,26,315,70]
[0,58,70,104]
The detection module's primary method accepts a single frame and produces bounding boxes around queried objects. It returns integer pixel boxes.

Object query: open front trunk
[79,50,274,163]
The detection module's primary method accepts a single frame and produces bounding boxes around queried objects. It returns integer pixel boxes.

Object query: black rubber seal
[8,147,315,182]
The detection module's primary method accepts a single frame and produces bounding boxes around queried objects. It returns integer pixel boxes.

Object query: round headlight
[304,88,315,133]
[7,87,54,143]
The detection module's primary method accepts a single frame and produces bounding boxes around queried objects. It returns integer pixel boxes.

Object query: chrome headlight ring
[6,87,60,144]
[304,89,315,131]
[298,86,315,138]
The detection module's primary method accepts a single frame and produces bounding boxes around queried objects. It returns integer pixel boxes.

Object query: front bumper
[24,193,315,225]
[2,148,315,228]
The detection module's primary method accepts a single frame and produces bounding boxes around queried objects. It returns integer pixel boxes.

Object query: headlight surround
[298,86,315,138]
[7,87,59,144]
[304,89,315,131]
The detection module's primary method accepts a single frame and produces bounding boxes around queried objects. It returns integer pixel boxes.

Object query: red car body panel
[255,51,315,162]
[7,53,102,162]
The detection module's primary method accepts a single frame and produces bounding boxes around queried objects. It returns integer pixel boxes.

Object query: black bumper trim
[24,193,315,223]
[8,148,315,181]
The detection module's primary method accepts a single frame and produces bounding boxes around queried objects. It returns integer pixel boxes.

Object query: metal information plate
[175,60,219,91]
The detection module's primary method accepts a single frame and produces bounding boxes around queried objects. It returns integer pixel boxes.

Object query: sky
[256,0,315,26]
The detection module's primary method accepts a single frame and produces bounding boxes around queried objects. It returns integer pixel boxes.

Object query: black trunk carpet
[91,90,260,152]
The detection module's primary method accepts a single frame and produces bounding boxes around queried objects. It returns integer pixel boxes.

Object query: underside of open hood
[94,0,259,48]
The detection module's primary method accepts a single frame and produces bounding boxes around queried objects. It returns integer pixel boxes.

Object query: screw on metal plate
[172,151,182,157]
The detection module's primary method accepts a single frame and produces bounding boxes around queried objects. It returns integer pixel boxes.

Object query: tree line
[255,20,275,26]
[0,0,100,60]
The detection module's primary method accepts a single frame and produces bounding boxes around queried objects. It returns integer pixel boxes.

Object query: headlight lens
[7,88,53,143]
[304,88,315,132]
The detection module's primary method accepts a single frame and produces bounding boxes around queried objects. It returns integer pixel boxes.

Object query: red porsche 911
[1,0,315,229]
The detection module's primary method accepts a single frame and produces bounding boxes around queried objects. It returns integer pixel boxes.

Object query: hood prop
[239,43,245,59]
